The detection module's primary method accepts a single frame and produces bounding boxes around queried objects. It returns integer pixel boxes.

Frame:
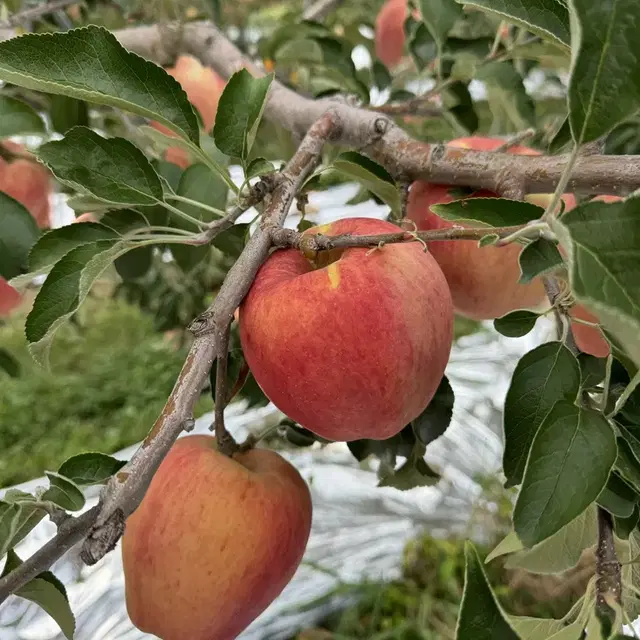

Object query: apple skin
[375,0,408,68]
[122,435,312,640]
[152,55,227,168]
[0,143,51,228]
[407,136,576,320]
[239,217,454,442]
[0,277,22,317]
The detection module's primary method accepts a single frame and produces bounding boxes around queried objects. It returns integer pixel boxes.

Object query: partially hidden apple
[122,435,312,640]
[152,55,227,168]
[0,141,51,228]
[0,277,22,317]
[375,0,408,68]
[239,217,454,442]
[407,136,576,320]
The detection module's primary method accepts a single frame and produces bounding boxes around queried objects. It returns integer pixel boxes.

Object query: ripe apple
[375,0,408,68]
[122,435,312,640]
[239,217,454,441]
[152,55,227,168]
[0,142,51,228]
[407,136,576,320]
[0,277,22,317]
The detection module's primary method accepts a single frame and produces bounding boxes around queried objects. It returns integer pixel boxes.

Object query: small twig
[302,0,345,21]
[0,0,79,27]
[494,128,537,152]
[596,507,622,621]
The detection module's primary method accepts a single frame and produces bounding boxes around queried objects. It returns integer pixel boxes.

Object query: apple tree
[0,0,640,638]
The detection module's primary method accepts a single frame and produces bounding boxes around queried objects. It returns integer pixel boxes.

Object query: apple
[407,136,576,320]
[152,55,227,168]
[0,277,22,317]
[238,217,453,441]
[122,434,312,640]
[73,212,97,223]
[0,142,51,228]
[375,0,408,68]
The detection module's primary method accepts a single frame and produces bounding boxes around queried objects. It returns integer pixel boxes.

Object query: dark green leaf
[0,26,199,144]
[568,0,640,143]
[176,162,228,222]
[42,471,85,511]
[284,423,319,447]
[456,542,519,639]
[38,127,164,206]
[616,507,640,540]
[58,452,126,485]
[0,347,20,378]
[446,82,479,134]
[347,424,416,463]
[378,450,441,490]
[503,342,581,487]
[209,348,246,405]
[0,501,23,557]
[0,95,46,137]
[411,375,454,447]
[618,424,640,466]
[409,22,438,70]
[114,246,153,281]
[432,197,543,227]
[579,353,606,389]
[420,0,463,50]
[245,157,276,180]
[0,192,40,280]
[555,197,640,367]
[212,224,249,259]
[50,95,89,134]
[518,238,563,284]
[457,0,570,47]
[494,309,540,338]
[372,61,392,90]
[213,69,273,161]
[514,401,617,546]
[597,473,638,518]
[615,436,640,493]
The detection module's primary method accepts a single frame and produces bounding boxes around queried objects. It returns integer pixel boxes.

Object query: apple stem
[212,326,240,457]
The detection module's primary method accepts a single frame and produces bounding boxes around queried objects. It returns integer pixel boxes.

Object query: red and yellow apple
[375,0,409,68]
[407,136,576,320]
[0,142,51,228]
[0,277,22,317]
[122,435,312,640]
[152,55,227,168]
[239,217,454,442]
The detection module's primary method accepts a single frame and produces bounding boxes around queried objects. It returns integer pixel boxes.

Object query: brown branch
[596,507,622,620]
[0,0,78,28]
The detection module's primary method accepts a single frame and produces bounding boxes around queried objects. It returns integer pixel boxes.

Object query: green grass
[0,297,202,487]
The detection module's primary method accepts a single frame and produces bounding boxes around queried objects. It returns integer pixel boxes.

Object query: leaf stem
[165,193,227,217]
[543,143,581,220]
[159,201,208,229]
[607,368,640,419]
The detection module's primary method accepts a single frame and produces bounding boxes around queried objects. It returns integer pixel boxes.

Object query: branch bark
[596,507,622,620]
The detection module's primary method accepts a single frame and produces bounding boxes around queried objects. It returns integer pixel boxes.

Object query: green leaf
[176,163,227,222]
[58,452,126,485]
[38,127,164,206]
[614,505,639,539]
[245,157,276,180]
[25,239,134,365]
[41,471,85,511]
[446,82,479,134]
[1,495,46,549]
[618,424,640,466]
[510,615,566,639]
[615,436,640,493]
[0,95,46,137]
[568,0,640,144]
[0,501,23,558]
[213,69,273,161]
[0,26,199,144]
[485,530,524,563]
[411,375,454,447]
[579,353,606,389]
[0,348,20,378]
[432,197,543,227]
[514,401,617,546]
[494,309,540,337]
[519,238,564,284]
[0,192,40,280]
[49,95,89,134]
[503,342,581,487]
[456,0,570,48]
[597,473,638,518]
[420,0,463,50]
[409,23,438,70]
[505,505,598,574]
[456,542,519,639]
[554,197,640,368]
[333,152,401,215]
[2,551,76,639]
[114,246,153,281]
[378,445,441,490]
[212,224,250,259]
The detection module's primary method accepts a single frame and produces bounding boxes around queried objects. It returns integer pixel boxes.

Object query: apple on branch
[238,217,454,442]
[122,435,312,640]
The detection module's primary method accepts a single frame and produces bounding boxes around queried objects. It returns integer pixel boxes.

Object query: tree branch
[302,0,345,21]
[0,0,78,28]
[596,507,622,620]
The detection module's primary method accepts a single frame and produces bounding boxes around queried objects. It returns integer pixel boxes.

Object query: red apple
[122,435,312,640]
[407,136,575,320]
[375,0,408,68]
[0,277,22,317]
[569,304,610,358]
[239,217,454,441]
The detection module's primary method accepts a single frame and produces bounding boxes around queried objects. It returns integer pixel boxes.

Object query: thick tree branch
[596,507,622,619]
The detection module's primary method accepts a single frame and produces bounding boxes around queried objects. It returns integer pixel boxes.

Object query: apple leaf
[579,353,606,389]
[0,348,20,378]
[2,550,75,640]
[597,473,638,519]
[446,82,479,135]
[614,506,639,539]
[25,239,136,365]
[431,197,543,227]
[518,238,564,284]
[505,505,597,574]
[503,342,581,487]
[554,197,640,368]
[38,127,164,206]
[509,616,566,640]
[494,309,540,338]
[212,224,250,259]
[485,531,524,564]
[514,401,616,547]
[333,151,401,215]
[58,452,126,486]
[0,494,46,550]
[456,542,519,639]
[0,95,46,137]
[176,163,227,223]
[0,26,199,144]
[411,375,454,447]
[378,444,441,490]
[0,502,24,558]
[41,471,85,511]
[213,69,274,161]
[618,423,640,466]
[115,246,154,281]
[245,157,276,180]
[454,0,570,48]
[615,436,640,493]
[50,95,89,134]
[419,0,462,50]
[568,0,640,144]
[0,192,40,280]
